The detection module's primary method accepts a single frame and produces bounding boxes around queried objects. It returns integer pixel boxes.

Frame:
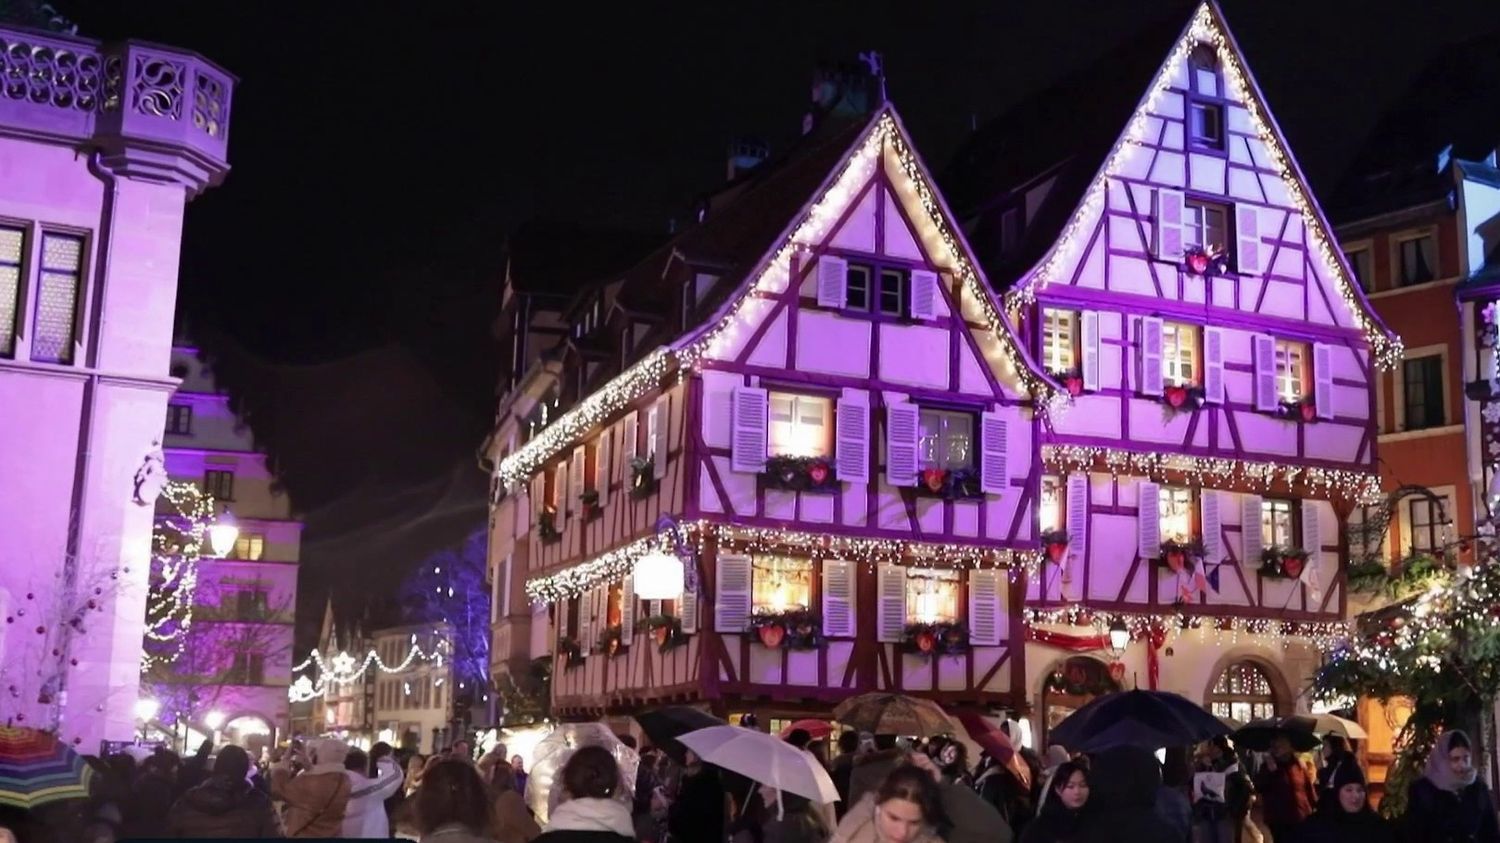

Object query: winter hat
[1330,760,1365,790]
[214,745,251,782]
[311,738,350,768]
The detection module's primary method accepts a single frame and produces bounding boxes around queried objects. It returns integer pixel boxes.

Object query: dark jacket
[1294,807,1394,843]
[1153,786,1190,842]
[846,749,905,809]
[976,760,1036,836]
[167,776,286,838]
[667,766,725,843]
[830,753,857,818]
[1254,756,1318,827]
[1402,776,1500,843]
[124,771,177,838]
[941,779,1013,843]
[1076,746,1179,843]
[1019,800,1087,843]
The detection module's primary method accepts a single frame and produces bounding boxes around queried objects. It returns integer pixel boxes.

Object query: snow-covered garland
[1024,606,1348,652]
[498,112,1062,491]
[1042,445,1382,503]
[1002,4,1402,372]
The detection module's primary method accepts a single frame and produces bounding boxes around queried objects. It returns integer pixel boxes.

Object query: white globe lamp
[633,548,684,600]
[207,509,240,558]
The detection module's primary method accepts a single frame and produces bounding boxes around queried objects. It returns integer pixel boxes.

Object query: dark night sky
[52,0,1495,646]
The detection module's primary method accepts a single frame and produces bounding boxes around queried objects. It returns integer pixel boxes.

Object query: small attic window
[1187,45,1225,151]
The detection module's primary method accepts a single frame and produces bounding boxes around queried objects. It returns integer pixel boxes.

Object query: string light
[1002,3,1401,371]
[1042,445,1382,503]
[141,481,219,669]
[1025,606,1348,651]
[287,635,449,702]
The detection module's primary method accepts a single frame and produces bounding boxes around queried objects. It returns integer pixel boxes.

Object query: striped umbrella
[0,727,95,810]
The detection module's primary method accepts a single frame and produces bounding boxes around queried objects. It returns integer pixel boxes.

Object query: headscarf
[1424,730,1479,793]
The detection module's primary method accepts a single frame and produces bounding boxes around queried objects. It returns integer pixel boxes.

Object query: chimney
[803,55,885,134]
[726,137,769,181]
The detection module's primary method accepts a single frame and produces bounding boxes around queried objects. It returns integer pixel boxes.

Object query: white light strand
[1042,444,1382,503]
[140,481,219,670]
[287,636,449,702]
[1025,606,1348,652]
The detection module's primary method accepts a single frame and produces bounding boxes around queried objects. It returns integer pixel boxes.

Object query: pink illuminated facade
[0,25,233,746]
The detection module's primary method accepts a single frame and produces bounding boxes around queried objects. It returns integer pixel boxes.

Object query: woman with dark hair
[533,745,635,843]
[830,763,947,843]
[1020,761,1090,843]
[1401,730,1500,843]
[414,759,499,843]
[1290,761,1392,843]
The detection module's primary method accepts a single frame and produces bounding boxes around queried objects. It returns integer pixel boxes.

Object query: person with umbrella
[1400,730,1500,843]
[666,747,725,843]
[1287,761,1391,843]
[1253,734,1317,843]
[831,764,946,843]
[1073,745,1178,843]
[534,746,636,843]
[1314,736,1355,812]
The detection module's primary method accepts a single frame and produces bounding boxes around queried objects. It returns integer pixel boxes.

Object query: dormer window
[1187,45,1225,151]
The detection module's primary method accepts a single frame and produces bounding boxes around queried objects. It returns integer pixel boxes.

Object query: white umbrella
[1309,713,1367,740]
[678,725,839,804]
[526,722,640,825]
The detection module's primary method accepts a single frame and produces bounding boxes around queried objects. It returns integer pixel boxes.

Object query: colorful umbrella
[832,693,958,738]
[0,727,95,810]
[777,719,834,741]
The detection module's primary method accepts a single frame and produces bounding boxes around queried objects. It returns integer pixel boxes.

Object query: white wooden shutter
[1313,343,1335,420]
[1235,204,1263,275]
[622,412,639,466]
[1202,490,1223,563]
[876,563,906,643]
[557,598,569,650]
[714,554,752,633]
[596,430,611,507]
[1203,327,1226,404]
[1066,473,1089,561]
[1253,335,1278,411]
[653,397,670,479]
[1080,311,1101,391]
[885,402,920,487]
[1301,499,1321,555]
[1137,481,1161,560]
[570,447,586,505]
[620,576,635,642]
[980,411,1009,495]
[579,588,595,656]
[730,387,769,474]
[817,255,848,309]
[679,586,699,635]
[821,560,856,638]
[1152,188,1186,261]
[836,396,870,483]
[909,269,939,320]
[967,569,1003,647]
[1242,495,1264,559]
[556,463,569,516]
[1139,317,1164,396]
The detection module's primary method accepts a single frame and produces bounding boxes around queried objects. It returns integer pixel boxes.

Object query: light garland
[1042,445,1382,503]
[1025,606,1349,652]
[1003,4,1401,371]
[141,480,219,669]
[287,635,449,703]
[497,112,1062,490]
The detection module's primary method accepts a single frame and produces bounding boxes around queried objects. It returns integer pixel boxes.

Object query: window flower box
[1258,546,1310,579]
[538,508,562,544]
[1157,539,1205,574]
[629,457,656,499]
[1161,384,1205,414]
[747,609,822,651]
[594,624,627,657]
[761,455,838,493]
[918,467,983,500]
[1276,397,1318,423]
[644,614,687,653]
[902,621,969,658]
[1049,368,1085,397]
[558,636,584,668]
[1183,245,1229,278]
[1041,529,1071,564]
[579,489,602,521]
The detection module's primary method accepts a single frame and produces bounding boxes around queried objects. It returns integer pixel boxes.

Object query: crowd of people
[0,724,1497,842]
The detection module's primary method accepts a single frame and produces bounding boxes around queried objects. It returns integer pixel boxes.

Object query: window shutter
[1242,495,1264,560]
[821,560,856,638]
[1203,327,1225,403]
[980,411,1009,495]
[1137,481,1161,560]
[1152,188,1186,261]
[817,255,848,309]
[1253,335,1278,411]
[596,430,612,507]
[714,554,752,633]
[1066,473,1089,562]
[556,463,569,516]
[835,396,870,484]
[620,576,635,641]
[653,397,671,480]
[967,569,1002,647]
[622,412,639,467]
[1235,204,1263,275]
[875,563,906,643]
[1301,499,1321,555]
[1202,490,1223,563]
[885,402,920,487]
[570,447,586,505]
[556,598,569,651]
[1139,317,1164,396]
[579,587,595,657]
[1080,311,1101,391]
[679,586,699,635]
[909,269,939,320]
[1313,343,1335,420]
[730,387,769,474]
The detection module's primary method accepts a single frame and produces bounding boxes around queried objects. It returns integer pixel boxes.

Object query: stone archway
[222,713,276,758]
[1201,652,1293,723]
[1037,655,1122,746]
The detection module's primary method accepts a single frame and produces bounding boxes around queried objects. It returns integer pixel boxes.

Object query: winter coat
[1153,785,1191,842]
[124,770,177,838]
[667,766,725,842]
[940,779,1012,843]
[342,757,406,838]
[847,749,905,809]
[534,797,635,843]
[421,822,501,843]
[491,788,541,843]
[1293,807,1394,843]
[1019,799,1087,843]
[976,760,1036,837]
[1075,746,1179,843]
[1401,775,1500,843]
[1253,755,1317,828]
[830,794,945,843]
[830,753,858,818]
[166,776,286,838]
[271,762,352,838]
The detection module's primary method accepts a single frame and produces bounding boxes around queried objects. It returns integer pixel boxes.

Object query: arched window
[1208,660,1280,723]
[1041,656,1122,744]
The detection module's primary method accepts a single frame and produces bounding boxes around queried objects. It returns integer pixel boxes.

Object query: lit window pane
[768,393,831,458]
[905,568,959,624]
[752,557,812,613]
[1159,487,1192,543]
[1042,309,1076,373]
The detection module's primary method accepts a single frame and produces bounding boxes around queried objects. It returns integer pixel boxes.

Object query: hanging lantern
[633,549,684,600]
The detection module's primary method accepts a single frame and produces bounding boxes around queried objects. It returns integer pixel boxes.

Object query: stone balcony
[0,24,234,195]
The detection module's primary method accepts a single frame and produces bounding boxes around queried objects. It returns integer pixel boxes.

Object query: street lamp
[1107,619,1130,656]
[632,515,696,601]
[206,509,240,558]
[134,698,159,742]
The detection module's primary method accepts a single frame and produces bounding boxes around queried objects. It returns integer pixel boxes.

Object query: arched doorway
[1040,656,1121,745]
[223,714,275,758]
[1205,659,1285,723]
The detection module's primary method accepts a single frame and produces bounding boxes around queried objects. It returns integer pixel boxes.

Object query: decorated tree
[397,527,491,726]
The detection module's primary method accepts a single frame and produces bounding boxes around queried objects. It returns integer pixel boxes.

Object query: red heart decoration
[923,468,947,492]
[917,632,935,653]
[1187,252,1211,274]
[1165,386,1187,408]
[1047,542,1069,563]
[1108,662,1127,683]
[1066,376,1084,397]
[808,462,829,485]
[1300,402,1317,422]
[758,624,786,649]
[1283,556,1304,579]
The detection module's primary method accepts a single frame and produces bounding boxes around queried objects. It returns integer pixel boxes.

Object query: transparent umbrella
[525,722,640,825]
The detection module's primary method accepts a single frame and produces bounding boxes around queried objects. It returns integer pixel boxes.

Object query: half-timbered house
[495,93,1057,724]
[947,2,1398,739]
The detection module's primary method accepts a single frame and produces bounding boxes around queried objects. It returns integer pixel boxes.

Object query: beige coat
[271,763,351,838]
[491,788,542,843]
[830,795,944,843]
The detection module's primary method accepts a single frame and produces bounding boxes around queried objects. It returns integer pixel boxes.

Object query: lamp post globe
[632,549,684,600]
[207,509,240,558]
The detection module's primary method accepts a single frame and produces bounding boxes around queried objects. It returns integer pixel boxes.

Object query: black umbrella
[635,706,727,762]
[1232,717,1324,753]
[1049,689,1230,753]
